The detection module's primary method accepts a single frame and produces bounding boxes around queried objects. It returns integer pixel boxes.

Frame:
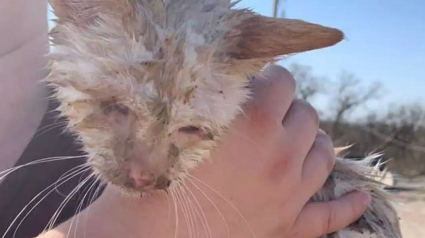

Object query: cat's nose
[129,170,155,188]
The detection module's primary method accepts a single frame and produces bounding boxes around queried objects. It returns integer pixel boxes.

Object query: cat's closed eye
[178,126,201,134]
[101,101,130,115]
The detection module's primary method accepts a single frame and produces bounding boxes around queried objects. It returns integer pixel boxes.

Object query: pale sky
[47,1,425,117]
[236,0,425,117]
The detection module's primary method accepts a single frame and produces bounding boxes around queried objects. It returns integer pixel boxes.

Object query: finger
[290,191,372,238]
[243,65,296,133]
[280,99,320,166]
[298,130,336,201]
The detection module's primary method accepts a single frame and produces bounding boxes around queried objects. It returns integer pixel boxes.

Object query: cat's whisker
[72,174,99,238]
[64,174,95,238]
[12,166,90,238]
[33,120,63,136]
[74,175,99,238]
[29,167,91,238]
[180,188,199,238]
[185,178,230,238]
[178,185,197,238]
[84,177,104,238]
[174,186,192,238]
[170,190,179,238]
[53,162,93,197]
[4,165,90,238]
[180,183,207,238]
[188,175,256,238]
[0,155,87,180]
[181,182,212,238]
[44,166,92,232]
[164,190,172,222]
[32,121,68,140]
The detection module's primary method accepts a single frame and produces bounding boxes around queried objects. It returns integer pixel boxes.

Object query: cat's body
[45,0,402,237]
[313,157,401,238]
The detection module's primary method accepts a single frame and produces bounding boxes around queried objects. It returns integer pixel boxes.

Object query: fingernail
[360,192,372,205]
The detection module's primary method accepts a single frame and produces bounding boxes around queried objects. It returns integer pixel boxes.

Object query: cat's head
[46,0,343,194]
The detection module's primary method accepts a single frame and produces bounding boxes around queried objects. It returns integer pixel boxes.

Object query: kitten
[45,0,402,237]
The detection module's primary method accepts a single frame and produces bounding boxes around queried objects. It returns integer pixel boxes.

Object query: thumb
[290,191,372,238]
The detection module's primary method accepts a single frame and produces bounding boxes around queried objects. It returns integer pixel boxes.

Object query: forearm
[0,0,49,172]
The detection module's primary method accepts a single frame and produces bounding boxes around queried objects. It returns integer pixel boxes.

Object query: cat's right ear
[50,0,130,25]
[225,11,344,60]
[49,0,98,24]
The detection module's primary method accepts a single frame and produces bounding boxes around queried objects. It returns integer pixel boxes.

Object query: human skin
[0,1,370,238]
[38,65,371,238]
[0,0,49,177]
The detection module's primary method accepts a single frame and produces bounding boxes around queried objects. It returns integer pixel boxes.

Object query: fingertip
[260,64,294,84]
[245,65,297,130]
[252,64,296,97]
[340,190,371,216]
[292,190,372,237]
[358,191,372,206]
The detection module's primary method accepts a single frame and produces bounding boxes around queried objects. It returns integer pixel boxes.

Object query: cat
[44,0,402,237]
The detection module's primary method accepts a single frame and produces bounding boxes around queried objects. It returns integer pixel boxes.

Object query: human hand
[38,65,370,238]
[184,64,372,238]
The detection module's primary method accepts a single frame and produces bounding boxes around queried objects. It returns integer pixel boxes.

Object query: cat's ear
[226,13,344,59]
[49,0,97,23]
[49,0,130,25]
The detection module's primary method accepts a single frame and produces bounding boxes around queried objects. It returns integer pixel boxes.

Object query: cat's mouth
[122,172,172,192]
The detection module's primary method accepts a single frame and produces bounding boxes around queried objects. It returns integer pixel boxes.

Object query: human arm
[0,0,49,173]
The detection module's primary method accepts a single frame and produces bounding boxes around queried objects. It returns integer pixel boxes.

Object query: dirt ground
[385,176,425,238]
[392,198,425,238]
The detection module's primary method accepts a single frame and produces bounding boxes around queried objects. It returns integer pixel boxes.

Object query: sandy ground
[385,175,425,238]
[392,199,425,238]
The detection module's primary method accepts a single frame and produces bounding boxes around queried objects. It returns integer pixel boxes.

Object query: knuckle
[251,65,296,94]
[315,134,336,172]
[264,65,296,90]
[258,65,297,99]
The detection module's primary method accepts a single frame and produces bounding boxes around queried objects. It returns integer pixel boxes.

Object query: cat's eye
[114,104,129,115]
[178,126,201,134]
[101,101,129,115]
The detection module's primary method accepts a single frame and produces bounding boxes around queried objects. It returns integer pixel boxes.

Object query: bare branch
[288,63,326,102]
[330,70,382,137]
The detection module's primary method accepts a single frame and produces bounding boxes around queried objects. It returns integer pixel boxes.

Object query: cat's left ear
[49,0,97,24]
[49,0,131,25]
[225,12,344,60]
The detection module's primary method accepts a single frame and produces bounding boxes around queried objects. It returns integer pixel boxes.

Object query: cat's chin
[107,183,157,198]
[106,180,174,199]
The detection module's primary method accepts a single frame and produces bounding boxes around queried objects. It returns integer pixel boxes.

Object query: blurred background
[46,1,424,237]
